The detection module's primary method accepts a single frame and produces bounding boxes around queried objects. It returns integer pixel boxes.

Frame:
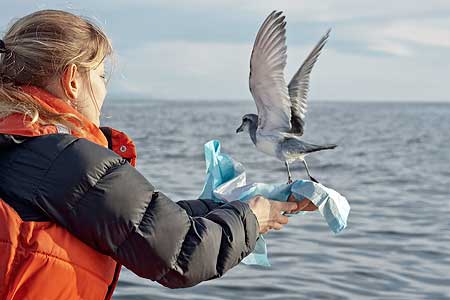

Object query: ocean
[101,100,450,300]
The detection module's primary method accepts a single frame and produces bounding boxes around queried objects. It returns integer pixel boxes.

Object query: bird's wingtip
[274,10,283,18]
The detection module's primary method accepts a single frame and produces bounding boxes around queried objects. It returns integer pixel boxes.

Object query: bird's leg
[302,160,319,183]
[285,161,293,184]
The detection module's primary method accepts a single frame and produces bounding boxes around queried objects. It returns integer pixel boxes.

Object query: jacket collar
[0,86,107,147]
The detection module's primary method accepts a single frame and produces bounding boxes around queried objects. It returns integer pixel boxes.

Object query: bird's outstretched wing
[288,29,330,136]
[249,11,291,133]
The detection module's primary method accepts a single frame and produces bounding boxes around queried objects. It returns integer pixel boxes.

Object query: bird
[236,10,336,184]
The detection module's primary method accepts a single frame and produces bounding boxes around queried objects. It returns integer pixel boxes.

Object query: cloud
[367,41,412,57]
[3,1,450,101]
[380,19,450,48]
[332,16,450,57]
[110,38,449,101]
[146,0,450,22]
[112,41,252,99]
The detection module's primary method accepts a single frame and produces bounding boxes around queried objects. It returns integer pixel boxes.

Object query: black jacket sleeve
[177,199,224,217]
[0,134,259,288]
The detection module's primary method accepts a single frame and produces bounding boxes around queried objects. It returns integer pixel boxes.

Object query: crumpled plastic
[198,140,350,266]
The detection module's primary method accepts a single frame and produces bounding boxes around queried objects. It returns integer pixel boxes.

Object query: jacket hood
[0,85,108,147]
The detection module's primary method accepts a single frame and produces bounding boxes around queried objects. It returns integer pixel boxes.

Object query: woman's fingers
[287,194,318,212]
[267,220,284,231]
[303,202,318,211]
[248,195,317,234]
[276,200,298,214]
[287,195,308,212]
[271,222,283,230]
[277,214,289,224]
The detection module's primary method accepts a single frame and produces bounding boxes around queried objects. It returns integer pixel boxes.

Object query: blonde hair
[0,9,112,130]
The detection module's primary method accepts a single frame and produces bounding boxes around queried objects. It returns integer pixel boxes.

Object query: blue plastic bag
[198,140,350,266]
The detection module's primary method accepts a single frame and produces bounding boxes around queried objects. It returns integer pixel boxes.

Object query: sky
[1,1,450,102]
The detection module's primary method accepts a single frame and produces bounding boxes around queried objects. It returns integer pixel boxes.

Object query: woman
[0,10,316,300]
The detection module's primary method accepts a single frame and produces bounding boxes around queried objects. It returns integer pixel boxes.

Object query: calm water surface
[101,100,450,300]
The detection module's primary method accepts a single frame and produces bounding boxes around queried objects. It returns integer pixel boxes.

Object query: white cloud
[114,41,252,99]
[147,0,450,22]
[380,19,450,48]
[111,38,449,101]
[333,16,450,58]
[367,41,412,57]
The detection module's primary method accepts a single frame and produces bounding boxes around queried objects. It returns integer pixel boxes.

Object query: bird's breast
[255,131,283,159]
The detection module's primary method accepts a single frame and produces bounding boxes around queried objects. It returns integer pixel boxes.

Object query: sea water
[102,100,450,300]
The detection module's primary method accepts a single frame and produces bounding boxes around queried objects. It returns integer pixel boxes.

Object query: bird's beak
[236,123,244,133]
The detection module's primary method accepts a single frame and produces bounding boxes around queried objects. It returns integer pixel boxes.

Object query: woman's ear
[61,63,79,100]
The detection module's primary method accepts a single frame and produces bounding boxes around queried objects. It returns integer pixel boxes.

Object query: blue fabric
[199,140,350,266]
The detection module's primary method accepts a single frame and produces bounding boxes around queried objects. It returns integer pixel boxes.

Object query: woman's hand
[247,195,298,234]
[287,194,318,213]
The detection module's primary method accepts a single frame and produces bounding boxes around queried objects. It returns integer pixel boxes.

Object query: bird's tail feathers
[304,143,337,153]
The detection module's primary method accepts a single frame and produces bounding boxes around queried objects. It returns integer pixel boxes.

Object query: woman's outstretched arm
[0,134,259,288]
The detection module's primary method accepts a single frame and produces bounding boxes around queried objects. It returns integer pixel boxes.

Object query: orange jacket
[0,86,136,300]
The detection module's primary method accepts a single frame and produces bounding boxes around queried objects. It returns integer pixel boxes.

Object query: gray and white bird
[236,10,336,184]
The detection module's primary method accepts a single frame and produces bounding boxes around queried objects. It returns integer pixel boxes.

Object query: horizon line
[105,97,450,104]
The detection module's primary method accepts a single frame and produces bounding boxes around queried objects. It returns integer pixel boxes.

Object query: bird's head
[236,114,258,133]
